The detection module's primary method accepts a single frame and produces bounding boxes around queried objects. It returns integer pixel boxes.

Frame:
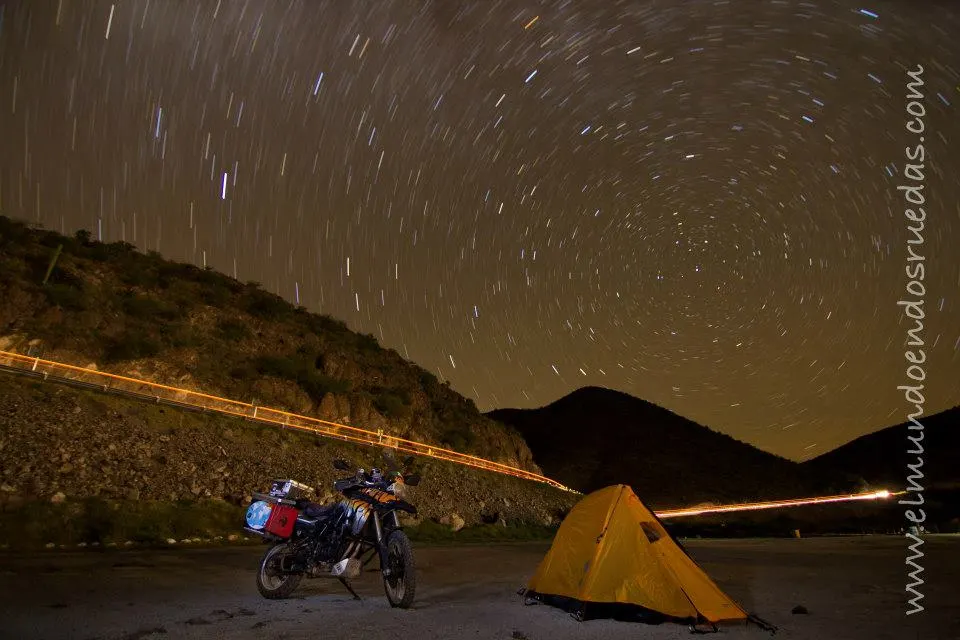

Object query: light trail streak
[0,350,899,519]
[657,489,900,519]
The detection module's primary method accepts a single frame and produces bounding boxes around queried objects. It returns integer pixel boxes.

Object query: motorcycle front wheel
[256,542,302,599]
[382,529,416,608]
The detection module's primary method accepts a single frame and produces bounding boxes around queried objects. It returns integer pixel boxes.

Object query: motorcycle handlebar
[334,467,418,491]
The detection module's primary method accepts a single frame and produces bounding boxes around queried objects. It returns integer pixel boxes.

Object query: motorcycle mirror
[403,474,421,487]
[333,459,352,471]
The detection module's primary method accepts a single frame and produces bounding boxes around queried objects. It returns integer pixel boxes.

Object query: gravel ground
[0,536,957,640]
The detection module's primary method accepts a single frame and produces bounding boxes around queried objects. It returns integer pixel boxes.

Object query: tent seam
[576,484,626,602]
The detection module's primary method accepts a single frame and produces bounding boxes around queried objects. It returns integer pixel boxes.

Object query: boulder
[439,513,466,532]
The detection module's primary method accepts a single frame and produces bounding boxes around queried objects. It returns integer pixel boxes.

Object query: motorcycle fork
[373,511,402,576]
[371,511,393,577]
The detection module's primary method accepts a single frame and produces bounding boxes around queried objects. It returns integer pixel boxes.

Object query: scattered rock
[792,605,809,615]
[120,626,168,640]
[0,373,577,535]
[446,513,466,532]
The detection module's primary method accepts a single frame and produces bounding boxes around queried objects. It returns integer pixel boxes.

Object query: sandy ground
[0,536,957,640]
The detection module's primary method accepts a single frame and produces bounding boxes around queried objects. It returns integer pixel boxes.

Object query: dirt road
[1,536,957,640]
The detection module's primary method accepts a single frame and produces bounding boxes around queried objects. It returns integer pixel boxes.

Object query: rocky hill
[0,373,576,543]
[487,386,850,509]
[0,215,536,471]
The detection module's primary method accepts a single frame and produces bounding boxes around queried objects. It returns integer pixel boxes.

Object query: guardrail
[0,349,580,494]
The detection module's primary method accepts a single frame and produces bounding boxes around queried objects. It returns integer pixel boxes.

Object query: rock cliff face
[0,215,539,472]
[0,376,576,528]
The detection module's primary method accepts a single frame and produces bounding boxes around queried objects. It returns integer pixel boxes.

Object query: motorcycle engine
[313,507,350,563]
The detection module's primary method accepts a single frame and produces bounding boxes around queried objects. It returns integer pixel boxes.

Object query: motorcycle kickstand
[339,577,361,601]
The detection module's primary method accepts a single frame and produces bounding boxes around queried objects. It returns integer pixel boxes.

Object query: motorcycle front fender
[376,500,417,515]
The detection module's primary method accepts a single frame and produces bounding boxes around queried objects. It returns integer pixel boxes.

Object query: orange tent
[522,485,764,630]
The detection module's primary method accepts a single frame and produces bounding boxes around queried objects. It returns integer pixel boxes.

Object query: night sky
[1,1,958,461]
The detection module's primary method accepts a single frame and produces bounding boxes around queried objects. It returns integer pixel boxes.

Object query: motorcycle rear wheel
[382,529,416,608]
[256,542,302,599]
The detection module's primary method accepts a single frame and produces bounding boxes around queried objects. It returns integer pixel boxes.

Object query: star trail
[1,1,958,460]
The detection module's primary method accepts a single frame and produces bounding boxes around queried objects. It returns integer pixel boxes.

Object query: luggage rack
[252,492,298,506]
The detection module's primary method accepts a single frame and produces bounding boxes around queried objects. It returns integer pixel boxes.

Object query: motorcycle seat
[302,502,337,519]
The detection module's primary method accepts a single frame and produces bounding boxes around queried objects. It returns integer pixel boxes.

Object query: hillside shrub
[217,318,251,342]
[299,370,351,401]
[306,313,351,337]
[356,333,380,353]
[103,332,162,362]
[254,355,301,379]
[200,280,233,306]
[85,240,137,262]
[252,355,351,402]
[0,216,32,245]
[440,424,476,452]
[374,390,411,419]
[118,265,161,288]
[167,322,202,349]
[121,294,182,321]
[0,498,246,548]
[245,289,292,320]
[44,283,89,311]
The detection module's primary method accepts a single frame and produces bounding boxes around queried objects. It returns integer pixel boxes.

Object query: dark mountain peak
[546,385,658,409]
[487,386,823,508]
[803,405,960,490]
[499,385,686,424]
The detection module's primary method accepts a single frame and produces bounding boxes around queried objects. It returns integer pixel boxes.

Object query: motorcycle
[243,453,421,608]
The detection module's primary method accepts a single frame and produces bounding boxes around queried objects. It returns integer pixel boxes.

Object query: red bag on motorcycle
[264,503,299,538]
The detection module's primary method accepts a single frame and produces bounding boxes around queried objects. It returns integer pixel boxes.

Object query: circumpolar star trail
[0,1,958,460]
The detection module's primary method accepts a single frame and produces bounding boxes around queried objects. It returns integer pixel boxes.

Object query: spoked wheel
[382,529,416,608]
[256,543,302,599]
